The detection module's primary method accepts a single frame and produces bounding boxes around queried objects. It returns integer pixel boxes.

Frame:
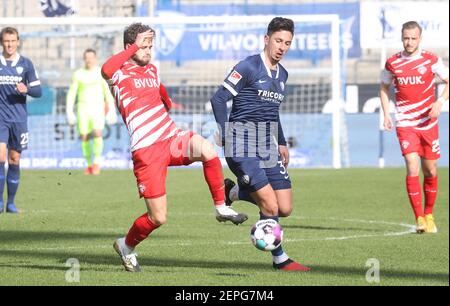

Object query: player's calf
[224,178,236,206]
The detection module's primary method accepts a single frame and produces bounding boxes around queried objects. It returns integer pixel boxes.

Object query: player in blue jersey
[0,27,42,213]
[211,17,310,271]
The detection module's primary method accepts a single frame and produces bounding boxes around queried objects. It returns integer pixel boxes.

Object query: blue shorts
[226,155,292,193]
[0,121,29,152]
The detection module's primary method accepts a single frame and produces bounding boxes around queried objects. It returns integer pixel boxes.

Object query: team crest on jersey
[16,66,23,74]
[401,140,410,150]
[138,183,146,194]
[228,70,242,85]
[418,66,427,75]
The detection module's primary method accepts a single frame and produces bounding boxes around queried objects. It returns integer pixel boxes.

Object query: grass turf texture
[0,168,448,286]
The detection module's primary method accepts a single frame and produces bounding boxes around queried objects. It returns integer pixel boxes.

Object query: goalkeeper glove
[67,112,77,126]
[106,108,118,125]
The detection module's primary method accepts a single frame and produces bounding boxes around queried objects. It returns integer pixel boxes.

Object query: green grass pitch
[0,167,448,286]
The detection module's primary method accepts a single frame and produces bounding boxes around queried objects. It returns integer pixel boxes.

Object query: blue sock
[7,164,20,205]
[0,162,5,206]
[259,212,284,257]
[238,188,258,205]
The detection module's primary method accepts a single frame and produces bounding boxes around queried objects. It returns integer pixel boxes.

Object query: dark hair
[267,17,294,36]
[0,27,19,42]
[84,48,96,56]
[402,21,422,35]
[123,23,154,47]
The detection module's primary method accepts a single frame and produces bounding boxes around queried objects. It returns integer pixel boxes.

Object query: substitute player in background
[101,23,248,272]
[211,17,309,271]
[66,49,117,175]
[380,21,449,234]
[0,27,42,213]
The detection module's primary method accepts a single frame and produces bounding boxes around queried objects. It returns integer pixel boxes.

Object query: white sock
[216,204,237,215]
[215,203,226,210]
[119,237,134,254]
[272,252,289,265]
[229,184,239,202]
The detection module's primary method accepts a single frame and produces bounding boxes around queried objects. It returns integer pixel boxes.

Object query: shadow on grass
[0,249,269,271]
[1,249,448,283]
[0,230,119,243]
[307,264,449,283]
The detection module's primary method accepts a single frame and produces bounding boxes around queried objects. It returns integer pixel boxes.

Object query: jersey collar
[260,52,279,79]
[400,48,423,60]
[0,53,21,67]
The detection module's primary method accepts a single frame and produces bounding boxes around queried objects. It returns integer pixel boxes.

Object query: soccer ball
[250,219,283,251]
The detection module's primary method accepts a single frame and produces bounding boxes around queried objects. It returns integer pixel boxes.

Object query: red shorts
[396,124,440,160]
[132,130,195,199]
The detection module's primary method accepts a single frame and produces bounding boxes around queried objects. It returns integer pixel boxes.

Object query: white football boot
[215,205,248,225]
[113,237,141,272]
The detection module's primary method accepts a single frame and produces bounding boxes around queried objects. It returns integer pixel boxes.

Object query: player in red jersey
[380,21,448,234]
[101,23,248,272]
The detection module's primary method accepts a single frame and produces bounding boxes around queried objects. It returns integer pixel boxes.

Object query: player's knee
[259,201,279,216]
[8,156,20,165]
[201,141,217,161]
[423,168,437,178]
[279,206,293,217]
[148,212,167,226]
[407,167,420,177]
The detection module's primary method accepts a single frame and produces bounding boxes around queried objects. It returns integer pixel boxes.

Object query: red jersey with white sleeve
[381,49,449,131]
[102,44,179,152]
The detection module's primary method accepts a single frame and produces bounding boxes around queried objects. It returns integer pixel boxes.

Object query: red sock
[202,157,225,205]
[125,213,159,248]
[424,176,438,215]
[406,176,424,219]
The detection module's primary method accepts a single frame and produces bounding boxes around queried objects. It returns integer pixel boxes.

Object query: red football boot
[274,259,311,272]
[84,166,92,175]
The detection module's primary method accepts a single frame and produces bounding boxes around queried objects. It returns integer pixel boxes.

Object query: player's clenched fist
[16,82,28,94]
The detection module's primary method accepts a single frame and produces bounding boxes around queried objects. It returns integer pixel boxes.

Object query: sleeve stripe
[29,80,41,87]
[222,82,238,96]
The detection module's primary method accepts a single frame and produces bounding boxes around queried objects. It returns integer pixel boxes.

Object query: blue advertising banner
[21,114,449,169]
[152,3,361,61]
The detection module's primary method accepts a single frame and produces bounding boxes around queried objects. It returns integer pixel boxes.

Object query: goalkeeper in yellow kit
[66,49,116,175]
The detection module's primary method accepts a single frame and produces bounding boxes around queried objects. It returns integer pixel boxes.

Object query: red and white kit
[102,44,194,198]
[381,50,449,159]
